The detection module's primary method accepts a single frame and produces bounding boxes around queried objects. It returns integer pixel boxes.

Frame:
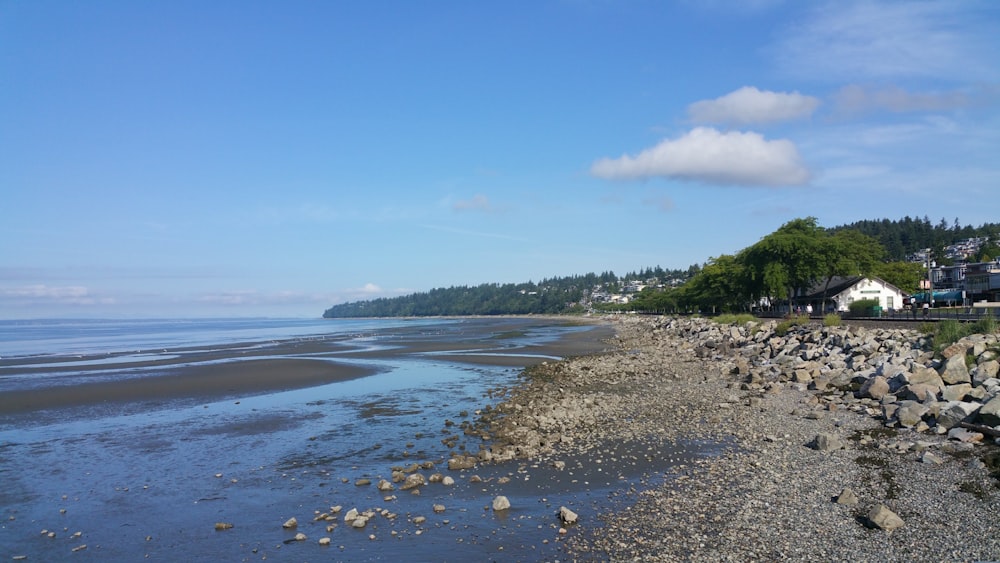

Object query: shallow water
[0,318,724,561]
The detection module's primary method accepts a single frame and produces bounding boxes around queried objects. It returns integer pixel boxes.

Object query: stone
[920,451,944,464]
[907,365,945,388]
[896,401,928,428]
[897,384,939,402]
[942,383,973,402]
[377,479,394,491]
[344,508,359,523]
[947,427,984,443]
[448,455,477,470]
[867,504,904,531]
[809,433,844,452]
[835,487,858,505]
[318,537,331,546]
[214,522,233,530]
[351,516,369,529]
[282,517,298,529]
[973,360,999,386]
[294,532,307,541]
[858,376,890,400]
[492,495,511,511]
[977,395,1000,427]
[939,354,971,385]
[559,506,579,524]
[937,401,981,430]
[400,473,426,490]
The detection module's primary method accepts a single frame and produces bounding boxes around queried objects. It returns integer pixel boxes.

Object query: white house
[802,276,907,313]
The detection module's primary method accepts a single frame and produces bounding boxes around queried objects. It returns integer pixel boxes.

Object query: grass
[713,313,756,325]
[931,315,1000,355]
[775,314,810,336]
[823,313,842,327]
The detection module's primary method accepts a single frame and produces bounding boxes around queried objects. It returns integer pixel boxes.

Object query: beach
[2,316,654,562]
[6,314,998,561]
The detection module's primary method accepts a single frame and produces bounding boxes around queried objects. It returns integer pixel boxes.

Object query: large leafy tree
[816,228,886,305]
[683,254,748,313]
[873,261,925,294]
[742,217,828,308]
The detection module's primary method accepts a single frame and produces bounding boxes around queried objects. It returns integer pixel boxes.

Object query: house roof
[801,276,906,300]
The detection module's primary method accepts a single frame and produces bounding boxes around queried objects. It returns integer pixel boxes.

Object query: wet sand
[0,316,615,416]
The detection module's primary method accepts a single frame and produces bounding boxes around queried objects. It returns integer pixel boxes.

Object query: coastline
[479,315,1000,561]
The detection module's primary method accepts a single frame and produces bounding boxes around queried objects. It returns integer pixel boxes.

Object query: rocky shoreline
[475,315,1000,561]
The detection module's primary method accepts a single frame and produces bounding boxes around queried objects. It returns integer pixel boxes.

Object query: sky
[2,0,999,318]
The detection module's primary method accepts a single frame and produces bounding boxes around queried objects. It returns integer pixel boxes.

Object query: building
[800,276,907,313]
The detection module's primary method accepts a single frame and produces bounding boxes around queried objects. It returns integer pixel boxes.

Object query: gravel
[486,315,1000,562]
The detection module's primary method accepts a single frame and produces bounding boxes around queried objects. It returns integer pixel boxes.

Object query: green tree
[873,261,925,294]
[683,254,748,313]
[742,217,828,309]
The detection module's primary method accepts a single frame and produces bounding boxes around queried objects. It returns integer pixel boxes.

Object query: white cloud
[0,284,115,306]
[688,86,820,125]
[773,1,1000,82]
[452,194,502,213]
[831,84,977,115]
[590,127,811,186]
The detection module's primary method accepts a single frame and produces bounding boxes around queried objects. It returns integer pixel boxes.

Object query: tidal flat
[0,317,724,561]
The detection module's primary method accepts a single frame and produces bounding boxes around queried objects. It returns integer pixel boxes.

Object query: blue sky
[2,0,999,318]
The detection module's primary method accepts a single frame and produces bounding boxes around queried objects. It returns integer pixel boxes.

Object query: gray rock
[907,365,945,388]
[973,360,1000,387]
[859,376,890,400]
[835,487,859,505]
[809,433,844,452]
[978,395,1000,426]
[937,401,982,430]
[896,401,928,428]
[947,427,984,443]
[942,383,972,402]
[867,504,904,531]
[939,354,971,385]
[400,473,426,490]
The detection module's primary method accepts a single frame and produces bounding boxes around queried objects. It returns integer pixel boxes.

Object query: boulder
[972,360,1000,386]
[867,504,904,531]
[896,401,928,428]
[937,401,981,430]
[941,383,972,402]
[858,376,890,400]
[939,354,971,385]
[907,365,945,388]
[976,395,1000,426]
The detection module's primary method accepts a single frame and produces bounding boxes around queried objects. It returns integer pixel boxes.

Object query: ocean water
[0,317,719,561]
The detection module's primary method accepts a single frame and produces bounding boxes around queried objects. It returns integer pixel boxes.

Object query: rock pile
[670,317,1000,441]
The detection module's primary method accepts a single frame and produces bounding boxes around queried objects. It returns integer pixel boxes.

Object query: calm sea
[2,316,717,562]
[0,317,444,359]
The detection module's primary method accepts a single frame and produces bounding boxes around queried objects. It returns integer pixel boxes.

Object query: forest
[323,217,1000,318]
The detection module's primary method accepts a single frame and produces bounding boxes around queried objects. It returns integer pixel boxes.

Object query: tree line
[324,217,1000,318]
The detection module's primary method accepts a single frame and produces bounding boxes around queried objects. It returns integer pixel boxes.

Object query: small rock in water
[559,506,579,524]
[318,537,331,546]
[492,495,511,511]
[214,522,234,530]
[282,517,298,529]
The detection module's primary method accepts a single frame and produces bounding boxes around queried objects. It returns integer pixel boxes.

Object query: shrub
[775,314,810,336]
[848,298,880,315]
[713,313,756,325]
[823,313,842,327]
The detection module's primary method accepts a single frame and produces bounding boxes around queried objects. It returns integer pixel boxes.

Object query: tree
[742,217,828,309]
[816,229,886,306]
[873,261,925,294]
[683,254,748,313]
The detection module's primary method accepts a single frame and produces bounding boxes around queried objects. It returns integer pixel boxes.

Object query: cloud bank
[688,86,820,125]
[590,127,810,186]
